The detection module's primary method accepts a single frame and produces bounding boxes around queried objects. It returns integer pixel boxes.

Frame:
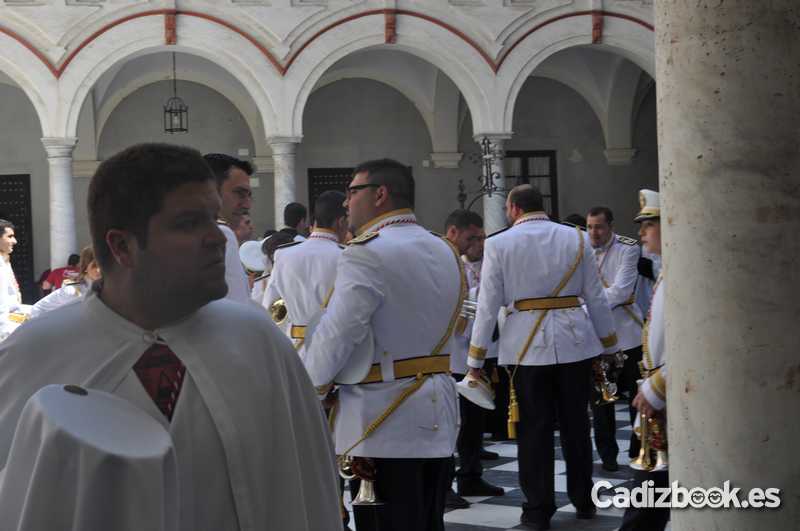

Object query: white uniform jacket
[641,275,666,410]
[264,229,343,356]
[0,291,341,531]
[218,222,250,305]
[451,257,498,375]
[304,210,462,459]
[593,233,644,351]
[29,280,89,319]
[468,212,618,369]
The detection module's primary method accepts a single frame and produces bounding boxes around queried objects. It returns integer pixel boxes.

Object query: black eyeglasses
[346,183,381,198]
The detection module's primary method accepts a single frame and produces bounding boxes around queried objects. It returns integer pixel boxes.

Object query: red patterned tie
[133,342,186,422]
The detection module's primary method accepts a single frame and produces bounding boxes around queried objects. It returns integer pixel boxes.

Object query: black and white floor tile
[345,401,670,530]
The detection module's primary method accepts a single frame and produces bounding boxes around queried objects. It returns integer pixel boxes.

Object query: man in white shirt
[203,153,253,304]
[467,185,618,530]
[264,190,347,358]
[0,143,341,531]
[0,219,23,338]
[586,206,645,471]
[303,159,462,531]
[621,189,669,531]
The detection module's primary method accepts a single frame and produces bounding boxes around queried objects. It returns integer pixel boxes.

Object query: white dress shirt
[641,275,666,410]
[218,222,250,305]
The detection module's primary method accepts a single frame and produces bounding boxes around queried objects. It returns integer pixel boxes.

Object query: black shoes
[520,512,550,530]
[457,478,505,497]
[575,504,597,519]
[445,487,470,509]
[601,459,619,472]
[479,448,500,460]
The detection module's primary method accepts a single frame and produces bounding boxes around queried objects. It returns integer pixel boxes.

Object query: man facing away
[0,143,341,531]
[280,202,309,242]
[303,159,462,531]
[467,185,618,531]
[203,153,253,304]
[264,190,348,358]
[586,206,645,471]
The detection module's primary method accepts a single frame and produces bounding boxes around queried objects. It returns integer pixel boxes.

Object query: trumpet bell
[269,299,288,325]
[352,479,384,506]
[456,373,496,410]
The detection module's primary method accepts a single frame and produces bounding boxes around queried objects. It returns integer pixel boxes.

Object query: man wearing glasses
[304,159,463,531]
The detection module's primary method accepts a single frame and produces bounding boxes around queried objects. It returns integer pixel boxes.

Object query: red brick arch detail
[0,9,652,80]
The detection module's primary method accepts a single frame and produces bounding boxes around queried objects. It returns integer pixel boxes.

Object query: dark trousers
[591,396,618,465]
[619,346,644,457]
[351,457,451,531]
[489,360,510,439]
[620,469,670,531]
[453,365,491,480]
[515,359,594,520]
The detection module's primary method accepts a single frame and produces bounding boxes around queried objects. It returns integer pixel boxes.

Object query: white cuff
[641,379,666,411]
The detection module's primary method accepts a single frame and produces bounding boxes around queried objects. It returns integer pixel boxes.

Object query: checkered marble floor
[344,401,670,530]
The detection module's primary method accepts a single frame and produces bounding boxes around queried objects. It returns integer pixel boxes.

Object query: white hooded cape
[0,291,341,531]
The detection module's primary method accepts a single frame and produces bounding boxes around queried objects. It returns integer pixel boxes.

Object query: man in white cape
[0,143,341,531]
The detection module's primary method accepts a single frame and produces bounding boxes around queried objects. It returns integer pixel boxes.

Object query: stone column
[42,137,78,269]
[268,136,301,229]
[474,134,511,235]
[655,3,799,530]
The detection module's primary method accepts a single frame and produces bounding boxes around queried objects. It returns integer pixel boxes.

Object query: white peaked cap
[634,189,661,222]
[239,238,267,273]
[0,384,178,531]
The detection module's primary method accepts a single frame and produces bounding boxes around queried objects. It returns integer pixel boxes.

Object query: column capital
[267,135,302,146]
[430,152,463,169]
[604,148,637,166]
[41,137,78,158]
[472,133,513,144]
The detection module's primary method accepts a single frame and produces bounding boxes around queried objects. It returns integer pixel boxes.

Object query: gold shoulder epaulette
[276,241,302,251]
[216,218,229,226]
[487,226,509,238]
[349,231,379,245]
[616,234,638,246]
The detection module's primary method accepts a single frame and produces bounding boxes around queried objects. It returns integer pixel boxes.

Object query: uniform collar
[356,208,417,235]
[513,211,549,226]
[308,229,340,243]
[594,233,616,252]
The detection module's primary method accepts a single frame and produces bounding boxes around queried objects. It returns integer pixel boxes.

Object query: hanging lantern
[163,53,188,134]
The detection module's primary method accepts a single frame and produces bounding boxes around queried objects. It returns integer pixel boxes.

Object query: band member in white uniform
[444,209,504,500]
[203,153,253,304]
[264,190,348,358]
[0,219,26,339]
[279,202,309,242]
[30,246,102,318]
[621,189,669,531]
[467,185,618,531]
[304,159,462,531]
[0,144,341,531]
[586,206,645,470]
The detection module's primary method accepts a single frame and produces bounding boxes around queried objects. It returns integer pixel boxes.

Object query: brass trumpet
[337,455,384,506]
[269,298,288,325]
[630,413,668,472]
[592,356,619,406]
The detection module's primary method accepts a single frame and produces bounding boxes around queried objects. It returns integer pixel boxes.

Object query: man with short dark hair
[586,206,645,471]
[203,153,253,304]
[42,253,80,291]
[304,159,461,531]
[444,210,503,502]
[280,202,309,241]
[0,143,341,531]
[467,184,618,530]
[265,190,348,358]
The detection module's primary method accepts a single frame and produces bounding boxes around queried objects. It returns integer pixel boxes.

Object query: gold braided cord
[335,235,465,457]
[340,374,430,457]
[640,274,663,371]
[599,269,644,328]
